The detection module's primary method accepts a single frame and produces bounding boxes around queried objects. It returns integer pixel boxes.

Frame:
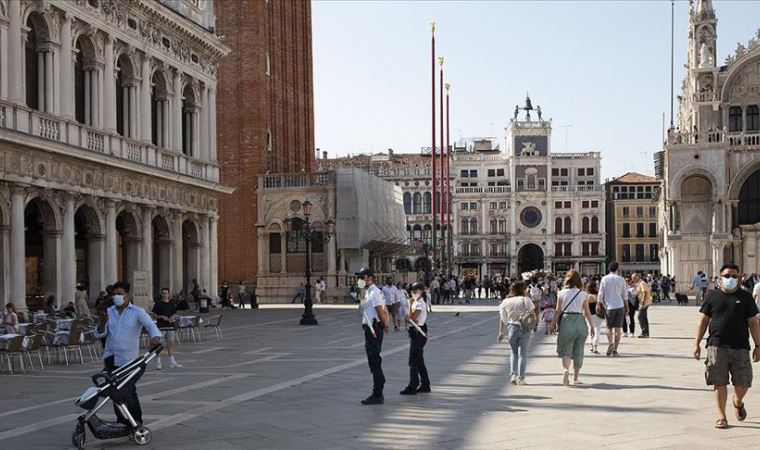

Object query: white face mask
[113,295,126,307]
[357,279,367,289]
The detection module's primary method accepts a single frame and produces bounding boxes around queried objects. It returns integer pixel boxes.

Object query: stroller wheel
[71,426,86,449]
[132,426,152,446]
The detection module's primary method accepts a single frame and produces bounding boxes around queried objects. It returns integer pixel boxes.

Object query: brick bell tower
[215,0,316,286]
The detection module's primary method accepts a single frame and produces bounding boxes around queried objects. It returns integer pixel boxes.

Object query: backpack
[518,297,538,331]
[530,286,542,302]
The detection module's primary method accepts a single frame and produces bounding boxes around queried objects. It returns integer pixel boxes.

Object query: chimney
[388,148,394,157]
[322,150,328,160]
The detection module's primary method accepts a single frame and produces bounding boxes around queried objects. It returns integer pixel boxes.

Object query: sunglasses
[721,274,739,279]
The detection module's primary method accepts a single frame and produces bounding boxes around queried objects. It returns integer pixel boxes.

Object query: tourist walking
[315,277,326,304]
[660,275,672,303]
[586,280,605,354]
[237,281,247,309]
[598,262,628,356]
[152,288,183,370]
[551,270,595,386]
[395,282,408,331]
[94,281,162,426]
[497,280,535,385]
[75,284,91,318]
[357,267,389,405]
[633,273,653,338]
[623,275,638,338]
[291,282,305,304]
[694,264,760,429]
[382,278,400,332]
[400,282,431,395]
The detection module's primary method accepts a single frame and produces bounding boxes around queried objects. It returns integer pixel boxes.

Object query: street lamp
[283,202,335,326]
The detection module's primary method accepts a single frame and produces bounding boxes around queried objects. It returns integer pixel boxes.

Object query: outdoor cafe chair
[0,336,27,374]
[53,323,84,366]
[203,315,223,340]
[24,334,45,371]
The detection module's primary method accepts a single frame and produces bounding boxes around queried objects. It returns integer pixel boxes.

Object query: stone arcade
[0,0,230,311]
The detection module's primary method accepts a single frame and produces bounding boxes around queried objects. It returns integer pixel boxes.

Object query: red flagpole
[430,23,437,270]
[445,83,451,272]
[439,58,444,234]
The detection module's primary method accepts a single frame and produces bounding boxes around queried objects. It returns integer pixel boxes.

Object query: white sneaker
[156,360,163,371]
[572,378,583,386]
[169,359,183,368]
[516,378,527,386]
[510,375,518,385]
[624,333,629,338]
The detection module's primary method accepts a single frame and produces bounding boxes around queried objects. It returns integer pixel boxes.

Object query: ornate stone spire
[697,0,713,13]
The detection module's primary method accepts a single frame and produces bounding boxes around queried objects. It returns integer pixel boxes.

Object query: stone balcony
[454,186,511,195]
[550,185,604,193]
[0,100,219,183]
[260,172,336,190]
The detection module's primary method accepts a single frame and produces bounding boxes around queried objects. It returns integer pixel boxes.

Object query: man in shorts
[598,262,628,356]
[153,287,183,370]
[694,264,760,429]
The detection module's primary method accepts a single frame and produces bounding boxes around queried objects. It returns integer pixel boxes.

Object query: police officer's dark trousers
[408,324,430,389]
[364,321,385,397]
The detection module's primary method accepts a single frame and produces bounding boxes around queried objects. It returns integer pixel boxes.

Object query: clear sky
[311,0,760,180]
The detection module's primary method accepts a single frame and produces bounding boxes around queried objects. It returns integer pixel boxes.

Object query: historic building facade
[451,99,606,277]
[605,173,661,274]
[216,0,315,286]
[661,0,760,289]
[0,0,229,311]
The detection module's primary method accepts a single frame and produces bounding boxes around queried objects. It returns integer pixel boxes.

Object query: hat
[355,267,374,277]
[410,282,426,292]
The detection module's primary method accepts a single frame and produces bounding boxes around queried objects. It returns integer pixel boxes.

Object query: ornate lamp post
[284,200,335,326]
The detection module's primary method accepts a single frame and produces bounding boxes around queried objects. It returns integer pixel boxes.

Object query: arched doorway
[182,220,200,292]
[116,210,140,285]
[739,169,760,226]
[517,244,544,274]
[75,205,103,296]
[395,258,412,273]
[152,216,171,296]
[680,175,713,234]
[414,257,431,273]
[24,198,59,305]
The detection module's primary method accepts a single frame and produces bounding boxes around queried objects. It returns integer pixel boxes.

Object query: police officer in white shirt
[401,282,431,395]
[357,267,390,405]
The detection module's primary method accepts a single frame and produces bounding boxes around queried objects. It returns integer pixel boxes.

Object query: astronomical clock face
[514,136,548,157]
[520,207,542,228]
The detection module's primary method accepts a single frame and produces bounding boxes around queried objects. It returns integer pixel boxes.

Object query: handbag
[596,301,606,319]
[557,290,582,329]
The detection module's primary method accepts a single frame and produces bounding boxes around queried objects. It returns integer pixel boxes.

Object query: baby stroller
[72,343,163,449]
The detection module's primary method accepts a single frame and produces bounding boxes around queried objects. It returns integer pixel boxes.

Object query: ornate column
[280,231,287,274]
[209,215,218,296]
[140,55,152,142]
[88,233,105,295]
[192,104,201,158]
[171,212,183,294]
[198,219,209,295]
[60,13,73,118]
[257,227,267,276]
[172,70,183,152]
[128,85,138,138]
[84,70,91,124]
[44,50,54,112]
[7,0,21,104]
[104,201,117,285]
[61,195,76,304]
[141,207,153,299]
[9,186,26,312]
[199,85,209,161]
[104,36,116,132]
[208,85,217,161]
[0,22,7,100]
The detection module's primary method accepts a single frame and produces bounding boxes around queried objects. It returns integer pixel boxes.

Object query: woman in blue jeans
[497,280,535,385]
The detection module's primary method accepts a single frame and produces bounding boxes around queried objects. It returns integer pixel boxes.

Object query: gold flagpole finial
[438,56,444,66]
[445,83,451,92]
[431,22,436,34]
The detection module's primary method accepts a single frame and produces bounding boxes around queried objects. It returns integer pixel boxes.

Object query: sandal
[715,418,728,429]
[733,398,747,422]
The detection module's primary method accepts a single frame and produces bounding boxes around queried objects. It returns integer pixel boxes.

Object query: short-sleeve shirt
[558,288,587,314]
[699,288,759,350]
[412,298,427,326]
[362,284,385,325]
[381,285,395,305]
[152,301,177,329]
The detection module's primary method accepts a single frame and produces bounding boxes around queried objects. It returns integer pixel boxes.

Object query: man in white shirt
[357,267,389,405]
[598,262,629,356]
[315,277,326,304]
[382,278,400,332]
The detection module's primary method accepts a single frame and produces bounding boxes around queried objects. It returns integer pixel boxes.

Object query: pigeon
[454,312,460,317]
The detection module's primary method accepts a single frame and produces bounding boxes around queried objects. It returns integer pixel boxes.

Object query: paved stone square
[1,303,759,449]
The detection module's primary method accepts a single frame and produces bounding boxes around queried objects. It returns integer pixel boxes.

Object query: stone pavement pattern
[0,303,759,449]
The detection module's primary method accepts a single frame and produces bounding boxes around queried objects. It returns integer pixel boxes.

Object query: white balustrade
[86,130,105,153]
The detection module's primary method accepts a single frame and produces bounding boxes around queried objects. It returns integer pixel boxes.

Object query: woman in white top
[400,282,430,395]
[4,303,19,334]
[550,270,596,386]
[497,280,535,385]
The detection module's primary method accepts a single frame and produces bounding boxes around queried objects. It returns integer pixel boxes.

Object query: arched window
[564,217,571,235]
[403,193,412,214]
[116,54,137,137]
[423,224,432,244]
[461,219,469,235]
[423,192,431,214]
[470,218,478,235]
[490,219,497,234]
[25,13,52,111]
[412,224,422,242]
[74,36,99,126]
[729,106,743,132]
[412,193,422,214]
[748,105,760,132]
[591,216,599,233]
[554,217,562,234]
[182,83,197,156]
[582,217,590,234]
[151,71,170,147]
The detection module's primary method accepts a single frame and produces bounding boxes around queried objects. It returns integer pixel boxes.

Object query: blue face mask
[722,277,738,291]
[113,295,125,307]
